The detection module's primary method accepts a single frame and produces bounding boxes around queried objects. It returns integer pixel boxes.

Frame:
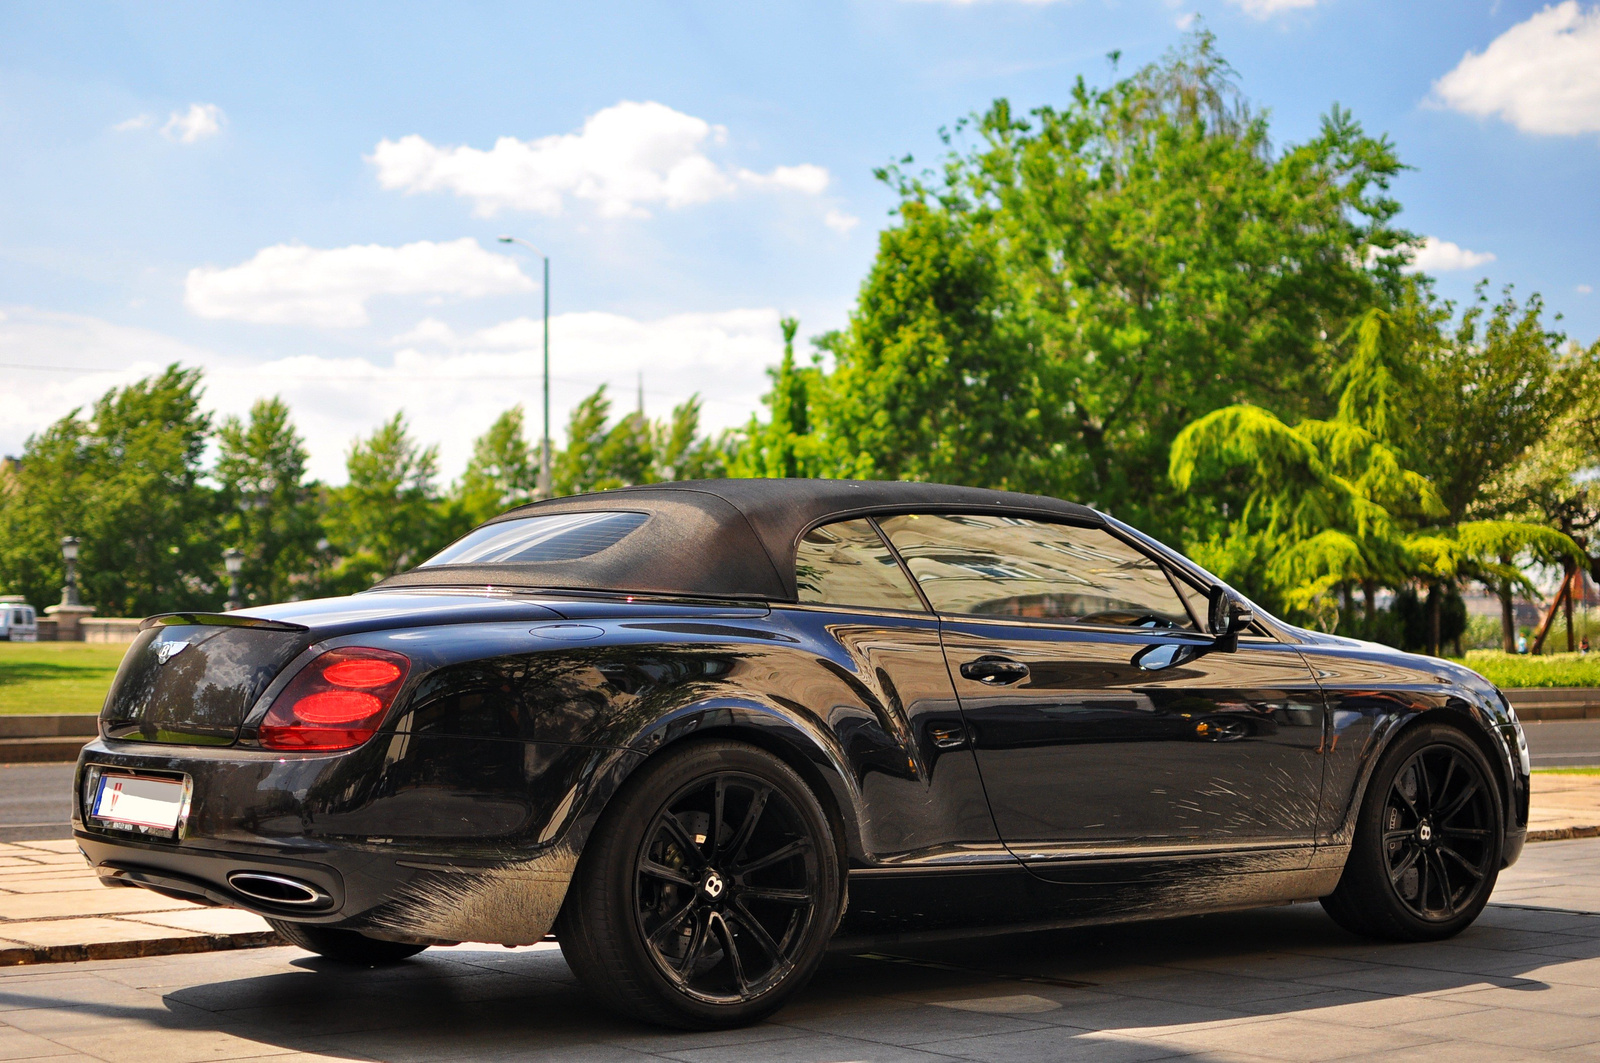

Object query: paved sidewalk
[0,838,1591,1062]
[1528,773,1600,840]
[0,840,275,965]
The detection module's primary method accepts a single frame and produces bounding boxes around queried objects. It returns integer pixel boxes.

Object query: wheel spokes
[648,896,699,948]
[734,837,811,876]
[722,785,772,865]
[640,858,696,888]
[1388,844,1422,884]
[740,886,812,904]
[658,812,707,871]
[1429,850,1456,916]
[1438,843,1485,882]
[727,899,790,970]
[1436,780,1481,825]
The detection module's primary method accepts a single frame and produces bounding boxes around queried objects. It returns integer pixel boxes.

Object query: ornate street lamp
[60,536,80,607]
[223,548,244,612]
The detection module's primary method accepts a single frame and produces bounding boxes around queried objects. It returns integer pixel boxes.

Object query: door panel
[941,620,1327,876]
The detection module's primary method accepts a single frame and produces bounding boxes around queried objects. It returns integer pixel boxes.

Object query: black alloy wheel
[558,740,841,1029]
[1379,745,1497,922]
[634,772,820,1005]
[1322,721,1503,941]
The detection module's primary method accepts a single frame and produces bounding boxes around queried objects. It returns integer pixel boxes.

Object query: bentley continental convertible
[74,479,1530,1028]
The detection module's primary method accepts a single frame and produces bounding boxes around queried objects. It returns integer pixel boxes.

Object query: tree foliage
[215,398,324,607]
[0,365,218,615]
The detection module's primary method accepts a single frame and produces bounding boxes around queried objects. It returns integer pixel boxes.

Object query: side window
[876,513,1196,630]
[795,519,926,613]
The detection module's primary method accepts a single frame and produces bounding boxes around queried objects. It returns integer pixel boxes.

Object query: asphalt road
[1,718,1595,842]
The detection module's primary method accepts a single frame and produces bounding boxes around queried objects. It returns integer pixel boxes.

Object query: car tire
[1321,721,1503,941]
[267,919,428,965]
[557,739,842,1029]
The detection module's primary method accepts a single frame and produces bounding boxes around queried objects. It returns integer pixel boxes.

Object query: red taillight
[258,647,410,752]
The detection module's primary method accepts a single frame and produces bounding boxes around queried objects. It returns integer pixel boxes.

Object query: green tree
[215,397,324,606]
[324,414,446,587]
[733,317,830,479]
[0,365,218,616]
[552,386,725,496]
[741,33,1410,534]
[453,406,540,525]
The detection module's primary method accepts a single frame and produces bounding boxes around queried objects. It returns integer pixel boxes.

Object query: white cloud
[162,103,226,144]
[1227,0,1317,16]
[369,100,831,218]
[184,239,535,328]
[1403,236,1497,273]
[1432,2,1600,135]
[1580,284,1594,294]
[113,114,154,132]
[824,209,860,235]
[0,304,784,485]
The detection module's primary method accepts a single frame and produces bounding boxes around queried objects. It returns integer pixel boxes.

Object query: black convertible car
[74,479,1530,1028]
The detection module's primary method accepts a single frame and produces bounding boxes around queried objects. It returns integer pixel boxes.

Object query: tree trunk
[1428,584,1442,658]
[1499,579,1516,653]
[1363,580,1377,638]
[1341,583,1355,632]
[1566,561,1577,654]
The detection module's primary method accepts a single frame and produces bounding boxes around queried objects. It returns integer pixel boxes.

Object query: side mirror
[1133,642,1195,672]
[1206,586,1253,640]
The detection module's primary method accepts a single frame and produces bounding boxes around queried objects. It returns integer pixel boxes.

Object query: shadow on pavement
[1,900,1595,1061]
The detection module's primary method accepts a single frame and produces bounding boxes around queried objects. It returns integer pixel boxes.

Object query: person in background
[1516,633,1529,655]
[1582,635,1591,654]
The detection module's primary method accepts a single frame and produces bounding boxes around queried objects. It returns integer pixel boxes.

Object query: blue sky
[2,0,1596,483]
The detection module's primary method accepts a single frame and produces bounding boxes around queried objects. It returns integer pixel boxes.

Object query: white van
[0,597,38,641]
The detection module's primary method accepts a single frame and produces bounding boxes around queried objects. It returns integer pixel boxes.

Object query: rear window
[421,511,649,567]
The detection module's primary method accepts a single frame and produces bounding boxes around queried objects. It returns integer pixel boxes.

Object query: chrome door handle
[959,657,1030,685]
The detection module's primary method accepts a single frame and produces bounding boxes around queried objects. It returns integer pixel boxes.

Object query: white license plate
[92,773,187,832]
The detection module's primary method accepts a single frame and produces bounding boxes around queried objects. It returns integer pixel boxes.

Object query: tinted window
[795,519,926,613]
[422,511,648,567]
[876,514,1194,629]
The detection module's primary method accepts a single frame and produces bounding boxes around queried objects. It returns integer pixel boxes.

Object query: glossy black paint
[74,497,1530,949]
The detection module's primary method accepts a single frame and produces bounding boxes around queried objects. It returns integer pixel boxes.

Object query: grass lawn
[0,642,127,715]
[1449,650,1600,688]
[1535,767,1600,775]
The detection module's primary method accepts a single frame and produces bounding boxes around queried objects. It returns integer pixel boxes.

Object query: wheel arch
[561,697,866,871]
[1344,702,1519,850]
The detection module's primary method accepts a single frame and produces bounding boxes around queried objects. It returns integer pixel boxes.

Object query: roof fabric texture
[376,479,1101,602]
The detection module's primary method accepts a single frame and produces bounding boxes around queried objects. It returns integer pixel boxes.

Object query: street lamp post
[223,548,244,612]
[497,235,552,499]
[59,536,80,607]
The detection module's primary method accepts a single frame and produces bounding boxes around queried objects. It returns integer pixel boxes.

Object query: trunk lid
[101,614,312,745]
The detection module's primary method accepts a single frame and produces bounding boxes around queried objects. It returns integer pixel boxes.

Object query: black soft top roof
[376,478,1102,602]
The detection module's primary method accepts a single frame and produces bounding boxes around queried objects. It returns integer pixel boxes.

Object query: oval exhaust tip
[226,871,330,908]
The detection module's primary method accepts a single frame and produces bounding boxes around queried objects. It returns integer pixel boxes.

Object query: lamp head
[223,547,244,576]
[60,536,79,561]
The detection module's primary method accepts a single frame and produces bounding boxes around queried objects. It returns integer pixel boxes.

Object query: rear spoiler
[140,612,310,633]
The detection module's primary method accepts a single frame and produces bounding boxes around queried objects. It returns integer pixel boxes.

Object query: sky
[1,0,1597,484]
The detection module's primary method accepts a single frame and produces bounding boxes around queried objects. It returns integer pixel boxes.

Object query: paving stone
[0,887,196,921]
[0,917,192,948]
[1393,1008,1600,1051]
[1136,1014,1443,1061]
[122,909,275,936]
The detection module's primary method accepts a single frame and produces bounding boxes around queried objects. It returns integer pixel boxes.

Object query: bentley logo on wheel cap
[701,871,725,900]
[1417,822,1433,844]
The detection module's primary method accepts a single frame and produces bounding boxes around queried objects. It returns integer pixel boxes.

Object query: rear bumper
[75,828,575,945]
[72,733,626,945]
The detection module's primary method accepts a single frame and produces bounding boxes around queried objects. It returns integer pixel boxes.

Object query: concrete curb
[1527,825,1600,843]
[0,929,282,967]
